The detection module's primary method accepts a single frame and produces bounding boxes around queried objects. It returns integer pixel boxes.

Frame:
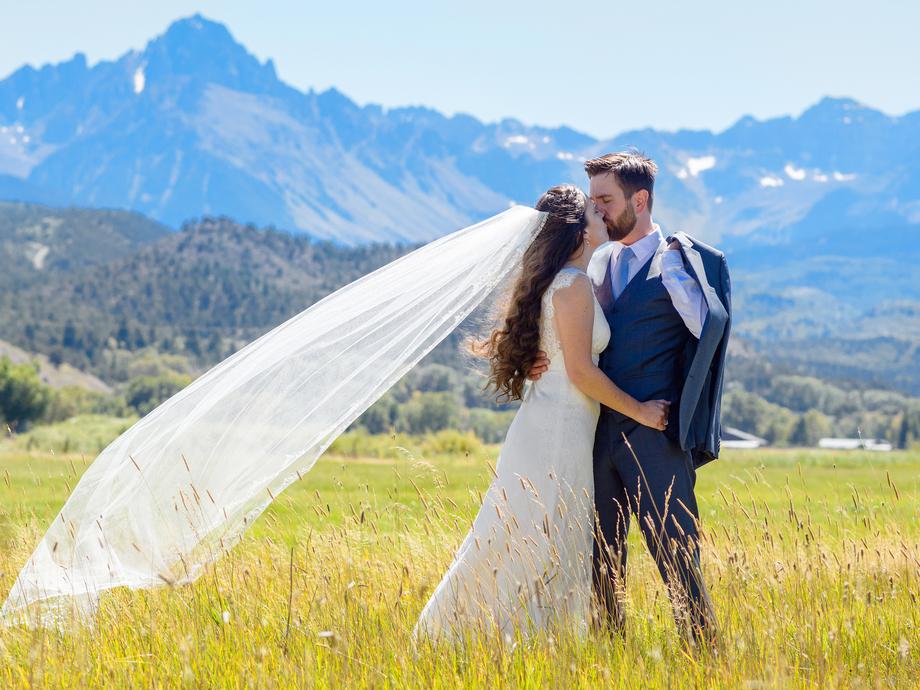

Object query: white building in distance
[818,438,893,452]
[721,426,768,449]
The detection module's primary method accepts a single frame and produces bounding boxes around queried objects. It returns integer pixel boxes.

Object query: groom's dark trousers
[592,411,715,640]
[591,238,728,643]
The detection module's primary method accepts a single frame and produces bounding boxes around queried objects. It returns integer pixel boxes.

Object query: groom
[531,151,731,647]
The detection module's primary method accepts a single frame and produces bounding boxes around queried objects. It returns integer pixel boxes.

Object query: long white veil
[2,205,547,627]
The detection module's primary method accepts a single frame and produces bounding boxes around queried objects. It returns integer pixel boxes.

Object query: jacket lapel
[645,238,669,281]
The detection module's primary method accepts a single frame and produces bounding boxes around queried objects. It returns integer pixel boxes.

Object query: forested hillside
[1,203,917,448]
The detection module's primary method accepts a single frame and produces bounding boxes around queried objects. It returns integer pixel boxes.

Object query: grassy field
[0,433,918,688]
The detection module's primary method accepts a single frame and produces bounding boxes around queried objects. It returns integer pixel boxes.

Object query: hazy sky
[1,0,916,138]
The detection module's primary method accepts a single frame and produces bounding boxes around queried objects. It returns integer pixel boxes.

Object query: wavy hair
[482,184,588,402]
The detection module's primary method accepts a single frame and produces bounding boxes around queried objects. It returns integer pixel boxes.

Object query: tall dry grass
[0,443,917,688]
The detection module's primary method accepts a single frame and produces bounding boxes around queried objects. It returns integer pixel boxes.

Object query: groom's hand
[667,239,681,250]
[528,351,550,380]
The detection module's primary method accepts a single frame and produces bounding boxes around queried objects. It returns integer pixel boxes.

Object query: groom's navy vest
[599,250,689,427]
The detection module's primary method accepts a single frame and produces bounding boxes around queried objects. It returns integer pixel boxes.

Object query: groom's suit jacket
[588,231,731,467]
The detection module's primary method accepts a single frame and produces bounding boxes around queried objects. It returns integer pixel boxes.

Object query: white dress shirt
[608,225,709,338]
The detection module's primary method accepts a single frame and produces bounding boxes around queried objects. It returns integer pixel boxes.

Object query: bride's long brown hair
[482,184,589,402]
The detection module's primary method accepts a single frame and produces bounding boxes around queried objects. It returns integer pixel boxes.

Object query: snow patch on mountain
[27,241,49,269]
[503,135,534,149]
[687,156,716,176]
[133,66,146,94]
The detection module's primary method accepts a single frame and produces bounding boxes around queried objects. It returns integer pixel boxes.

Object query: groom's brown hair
[584,151,658,211]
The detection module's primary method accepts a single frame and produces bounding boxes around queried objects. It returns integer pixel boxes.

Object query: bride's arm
[552,276,669,431]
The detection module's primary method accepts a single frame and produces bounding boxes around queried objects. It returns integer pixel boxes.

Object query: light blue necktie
[611,246,634,301]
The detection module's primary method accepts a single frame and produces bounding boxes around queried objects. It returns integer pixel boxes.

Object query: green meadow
[0,427,918,688]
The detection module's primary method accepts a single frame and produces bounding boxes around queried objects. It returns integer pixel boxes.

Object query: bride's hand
[636,399,670,430]
[527,351,550,381]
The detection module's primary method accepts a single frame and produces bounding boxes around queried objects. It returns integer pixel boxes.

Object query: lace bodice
[540,268,610,371]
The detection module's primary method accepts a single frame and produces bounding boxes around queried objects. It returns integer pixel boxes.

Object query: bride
[413,185,669,642]
[2,183,665,631]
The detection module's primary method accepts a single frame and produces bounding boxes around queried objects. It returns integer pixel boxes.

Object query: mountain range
[0,14,917,394]
[1,14,918,254]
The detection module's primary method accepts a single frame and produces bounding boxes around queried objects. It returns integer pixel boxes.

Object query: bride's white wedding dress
[413,267,610,641]
[3,207,552,628]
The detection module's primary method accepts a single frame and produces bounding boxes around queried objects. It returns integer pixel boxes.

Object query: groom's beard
[605,205,637,241]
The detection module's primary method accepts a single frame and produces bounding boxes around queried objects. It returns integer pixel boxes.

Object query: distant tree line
[6,347,919,450]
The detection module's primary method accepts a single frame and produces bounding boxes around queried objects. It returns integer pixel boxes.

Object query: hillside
[0,201,170,290]
[0,202,916,447]
[0,209,410,378]
[0,339,110,393]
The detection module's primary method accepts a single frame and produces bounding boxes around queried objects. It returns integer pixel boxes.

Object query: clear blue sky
[1,0,916,138]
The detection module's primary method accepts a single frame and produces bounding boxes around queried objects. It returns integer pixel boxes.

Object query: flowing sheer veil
[2,205,547,627]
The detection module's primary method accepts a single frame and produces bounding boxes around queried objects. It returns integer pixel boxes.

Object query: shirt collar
[611,224,665,266]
